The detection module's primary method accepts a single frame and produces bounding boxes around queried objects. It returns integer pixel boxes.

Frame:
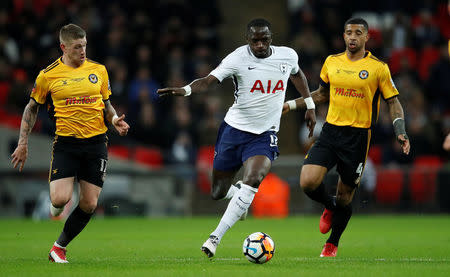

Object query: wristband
[112,114,118,124]
[393,118,408,139]
[183,85,192,97]
[286,100,297,111]
[304,97,315,110]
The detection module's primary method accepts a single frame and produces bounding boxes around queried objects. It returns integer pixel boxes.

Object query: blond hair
[59,24,86,44]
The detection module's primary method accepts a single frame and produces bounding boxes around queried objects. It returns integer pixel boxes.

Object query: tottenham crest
[89,74,98,84]
[359,70,369,79]
[279,63,288,74]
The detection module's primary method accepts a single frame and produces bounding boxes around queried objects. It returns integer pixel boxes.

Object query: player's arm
[11,98,40,171]
[104,100,129,136]
[287,70,316,137]
[386,96,410,155]
[157,75,219,97]
[283,84,329,114]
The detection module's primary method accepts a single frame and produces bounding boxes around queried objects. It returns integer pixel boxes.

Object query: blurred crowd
[0,0,449,167]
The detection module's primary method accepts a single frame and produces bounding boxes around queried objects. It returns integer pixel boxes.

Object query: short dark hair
[247,18,272,35]
[344,17,369,32]
[59,23,86,44]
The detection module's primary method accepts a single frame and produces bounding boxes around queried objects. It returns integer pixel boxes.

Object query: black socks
[327,203,352,246]
[303,183,336,210]
[56,205,93,247]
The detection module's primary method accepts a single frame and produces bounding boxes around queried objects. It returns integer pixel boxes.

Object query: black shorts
[303,123,371,188]
[49,134,108,187]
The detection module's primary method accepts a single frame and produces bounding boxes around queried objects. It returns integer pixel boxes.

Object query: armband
[183,85,192,97]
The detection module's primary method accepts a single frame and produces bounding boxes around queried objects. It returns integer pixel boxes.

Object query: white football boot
[201,235,219,258]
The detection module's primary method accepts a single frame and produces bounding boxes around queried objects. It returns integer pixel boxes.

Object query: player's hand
[157,87,187,97]
[11,144,28,172]
[305,109,316,138]
[397,134,410,155]
[113,114,130,136]
[282,102,290,116]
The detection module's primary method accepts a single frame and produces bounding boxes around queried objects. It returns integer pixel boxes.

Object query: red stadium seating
[375,168,404,204]
[196,145,215,194]
[368,144,382,165]
[134,146,163,169]
[408,155,443,204]
[108,145,131,160]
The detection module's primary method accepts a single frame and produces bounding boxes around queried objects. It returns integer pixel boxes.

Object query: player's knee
[242,172,264,188]
[79,199,98,213]
[50,194,71,208]
[300,173,319,192]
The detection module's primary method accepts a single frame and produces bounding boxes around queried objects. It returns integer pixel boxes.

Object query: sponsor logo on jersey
[334,87,365,98]
[89,74,98,84]
[359,70,369,79]
[65,96,98,105]
[390,78,397,90]
[250,80,284,94]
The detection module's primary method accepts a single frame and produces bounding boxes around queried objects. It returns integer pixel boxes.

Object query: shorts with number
[303,122,371,188]
[213,121,279,172]
[49,134,108,187]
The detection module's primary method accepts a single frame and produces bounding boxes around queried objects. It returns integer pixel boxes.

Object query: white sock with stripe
[211,184,258,241]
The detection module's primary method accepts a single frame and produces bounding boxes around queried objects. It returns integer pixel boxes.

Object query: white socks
[223,181,242,200]
[211,183,258,240]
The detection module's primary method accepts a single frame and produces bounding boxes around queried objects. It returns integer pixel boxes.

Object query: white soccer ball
[242,232,275,264]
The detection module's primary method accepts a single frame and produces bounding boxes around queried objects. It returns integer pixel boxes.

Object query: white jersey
[210,45,299,134]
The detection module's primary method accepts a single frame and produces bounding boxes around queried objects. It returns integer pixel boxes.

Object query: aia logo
[250,80,284,94]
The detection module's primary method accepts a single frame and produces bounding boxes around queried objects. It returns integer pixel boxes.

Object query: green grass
[0,215,449,276]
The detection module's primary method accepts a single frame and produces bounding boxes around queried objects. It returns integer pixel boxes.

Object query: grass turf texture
[0,216,449,276]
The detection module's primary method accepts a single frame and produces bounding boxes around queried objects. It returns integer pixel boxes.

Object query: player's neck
[61,55,83,68]
[345,49,366,61]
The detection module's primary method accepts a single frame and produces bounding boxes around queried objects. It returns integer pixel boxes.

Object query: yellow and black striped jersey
[31,58,111,138]
[320,51,399,128]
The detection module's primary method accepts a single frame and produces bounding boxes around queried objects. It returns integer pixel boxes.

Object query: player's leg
[49,177,74,217]
[55,180,101,247]
[321,178,355,257]
[321,127,370,257]
[211,169,239,200]
[202,155,271,258]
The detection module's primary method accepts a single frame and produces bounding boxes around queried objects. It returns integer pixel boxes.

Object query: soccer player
[157,18,316,258]
[10,24,129,263]
[283,17,410,257]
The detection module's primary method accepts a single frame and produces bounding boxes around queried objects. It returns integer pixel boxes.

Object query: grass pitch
[0,215,449,276]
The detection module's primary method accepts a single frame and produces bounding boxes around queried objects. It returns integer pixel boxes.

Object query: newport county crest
[279,63,287,74]
[89,74,98,84]
[359,70,369,79]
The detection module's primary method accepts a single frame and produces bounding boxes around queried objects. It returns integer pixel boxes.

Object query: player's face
[62,37,87,66]
[247,26,272,58]
[343,24,369,53]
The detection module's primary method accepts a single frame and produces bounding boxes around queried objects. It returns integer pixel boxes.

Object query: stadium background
[0,0,449,219]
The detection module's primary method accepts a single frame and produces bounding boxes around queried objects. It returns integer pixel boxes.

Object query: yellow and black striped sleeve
[30,70,49,104]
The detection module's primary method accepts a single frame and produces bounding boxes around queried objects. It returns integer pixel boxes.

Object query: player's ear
[365,31,370,43]
[60,43,66,53]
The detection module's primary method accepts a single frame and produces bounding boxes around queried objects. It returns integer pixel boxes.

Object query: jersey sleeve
[319,56,330,84]
[290,49,300,75]
[379,63,399,99]
[100,65,112,100]
[209,52,238,82]
[30,70,49,104]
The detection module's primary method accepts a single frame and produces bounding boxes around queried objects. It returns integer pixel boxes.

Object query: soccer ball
[242,232,275,264]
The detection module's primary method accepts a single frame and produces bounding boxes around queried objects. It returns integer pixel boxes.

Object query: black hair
[344,17,369,32]
[247,18,272,35]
